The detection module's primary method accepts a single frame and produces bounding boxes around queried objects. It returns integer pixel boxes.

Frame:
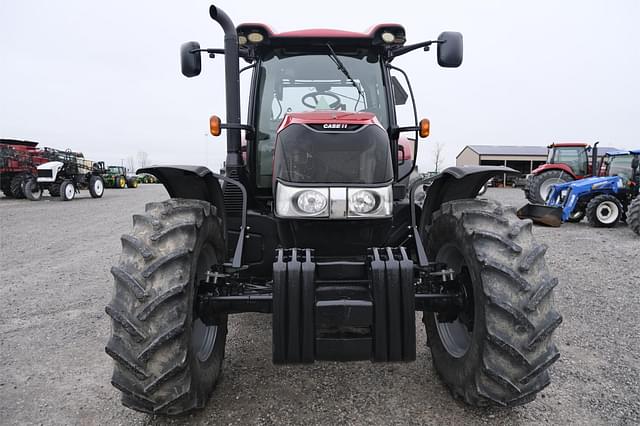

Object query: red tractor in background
[0,139,50,198]
[524,142,601,204]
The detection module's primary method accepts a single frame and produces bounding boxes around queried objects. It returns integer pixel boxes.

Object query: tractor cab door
[549,146,589,177]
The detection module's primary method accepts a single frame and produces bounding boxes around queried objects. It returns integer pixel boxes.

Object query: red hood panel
[277,111,381,132]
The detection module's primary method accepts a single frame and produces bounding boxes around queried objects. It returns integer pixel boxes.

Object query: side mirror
[437,32,463,68]
[181,41,202,77]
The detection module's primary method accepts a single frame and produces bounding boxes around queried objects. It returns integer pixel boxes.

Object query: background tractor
[546,150,640,227]
[137,173,158,184]
[106,5,561,415]
[0,139,50,198]
[520,150,640,227]
[104,166,139,188]
[24,148,106,201]
[524,142,619,204]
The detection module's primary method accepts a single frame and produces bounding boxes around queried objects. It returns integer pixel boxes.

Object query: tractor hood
[37,161,63,171]
[553,175,622,192]
[273,112,393,185]
[36,161,64,183]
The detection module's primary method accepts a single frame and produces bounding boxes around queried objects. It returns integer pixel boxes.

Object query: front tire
[60,180,75,201]
[586,194,622,227]
[627,196,640,235]
[24,178,43,201]
[10,172,29,199]
[116,175,127,188]
[127,178,139,188]
[105,199,227,415]
[423,199,562,407]
[89,175,105,198]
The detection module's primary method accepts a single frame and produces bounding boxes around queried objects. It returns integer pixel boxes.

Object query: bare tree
[126,156,135,173]
[432,141,445,173]
[137,151,150,170]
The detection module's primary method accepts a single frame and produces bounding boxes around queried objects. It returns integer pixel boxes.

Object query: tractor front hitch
[196,247,466,363]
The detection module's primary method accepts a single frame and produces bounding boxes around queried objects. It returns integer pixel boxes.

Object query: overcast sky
[1,1,639,172]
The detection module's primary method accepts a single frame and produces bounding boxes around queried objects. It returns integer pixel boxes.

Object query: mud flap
[516,204,563,227]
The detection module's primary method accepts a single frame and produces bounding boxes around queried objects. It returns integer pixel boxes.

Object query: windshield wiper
[326,43,365,103]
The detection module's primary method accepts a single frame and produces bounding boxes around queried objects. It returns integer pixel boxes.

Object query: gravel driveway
[0,186,638,425]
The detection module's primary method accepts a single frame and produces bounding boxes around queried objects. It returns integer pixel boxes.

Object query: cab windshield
[254,53,388,187]
[606,154,634,180]
[549,147,588,176]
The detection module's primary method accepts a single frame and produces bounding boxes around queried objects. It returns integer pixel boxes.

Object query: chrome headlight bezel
[275,182,392,219]
[347,186,392,218]
[275,184,329,218]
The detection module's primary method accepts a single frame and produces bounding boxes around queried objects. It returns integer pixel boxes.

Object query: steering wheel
[302,92,342,110]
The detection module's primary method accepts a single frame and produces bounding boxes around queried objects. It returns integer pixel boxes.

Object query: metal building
[456,145,547,185]
[456,144,620,186]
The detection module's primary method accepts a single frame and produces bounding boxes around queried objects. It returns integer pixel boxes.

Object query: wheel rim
[27,180,41,200]
[434,244,474,358]
[191,244,218,363]
[596,201,619,224]
[570,210,584,220]
[539,178,565,201]
[94,179,104,196]
[65,183,74,199]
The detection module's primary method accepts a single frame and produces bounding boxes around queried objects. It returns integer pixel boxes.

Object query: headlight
[296,190,328,214]
[350,190,377,214]
[275,184,329,218]
[275,183,392,219]
[347,186,392,218]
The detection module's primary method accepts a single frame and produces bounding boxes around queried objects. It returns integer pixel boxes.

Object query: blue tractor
[545,150,640,227]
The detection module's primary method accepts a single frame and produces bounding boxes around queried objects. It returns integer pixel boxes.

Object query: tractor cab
[544,142,591,177]
[603,150,640,183]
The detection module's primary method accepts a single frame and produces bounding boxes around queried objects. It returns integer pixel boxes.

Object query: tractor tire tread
[586,194,623,228]
[106,198,226,415]
[425,198,562,407]
[628,196,640,235]
[526,170,572,204]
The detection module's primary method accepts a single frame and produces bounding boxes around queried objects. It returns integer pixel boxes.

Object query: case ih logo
[323,123,349,129]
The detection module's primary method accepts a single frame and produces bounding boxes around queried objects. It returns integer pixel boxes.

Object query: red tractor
[0,139,50,198]
[524,142,601,204]
[106,5,561,415]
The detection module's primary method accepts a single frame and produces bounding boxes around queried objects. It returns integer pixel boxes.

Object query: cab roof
[236,23,407,49]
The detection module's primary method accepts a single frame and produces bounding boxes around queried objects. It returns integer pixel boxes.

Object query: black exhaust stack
[209,5,243,172]
[591,141,599,177]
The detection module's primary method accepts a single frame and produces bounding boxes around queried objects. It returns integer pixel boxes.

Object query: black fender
[421,166,517,226]
[138,165,226,236]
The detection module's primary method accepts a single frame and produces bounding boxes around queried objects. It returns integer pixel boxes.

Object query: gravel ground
[0,186,638,425]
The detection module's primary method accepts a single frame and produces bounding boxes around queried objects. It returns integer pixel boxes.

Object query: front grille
[37,169,53,178]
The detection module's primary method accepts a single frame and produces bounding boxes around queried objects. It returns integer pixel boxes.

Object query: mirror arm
[220,123,254,132]
[189,47,251,59]
[389,125,419,140]
[386,40,444,59]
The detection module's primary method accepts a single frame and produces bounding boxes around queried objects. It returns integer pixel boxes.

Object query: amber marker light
[419,118,430,138]
[210,115,221,136]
